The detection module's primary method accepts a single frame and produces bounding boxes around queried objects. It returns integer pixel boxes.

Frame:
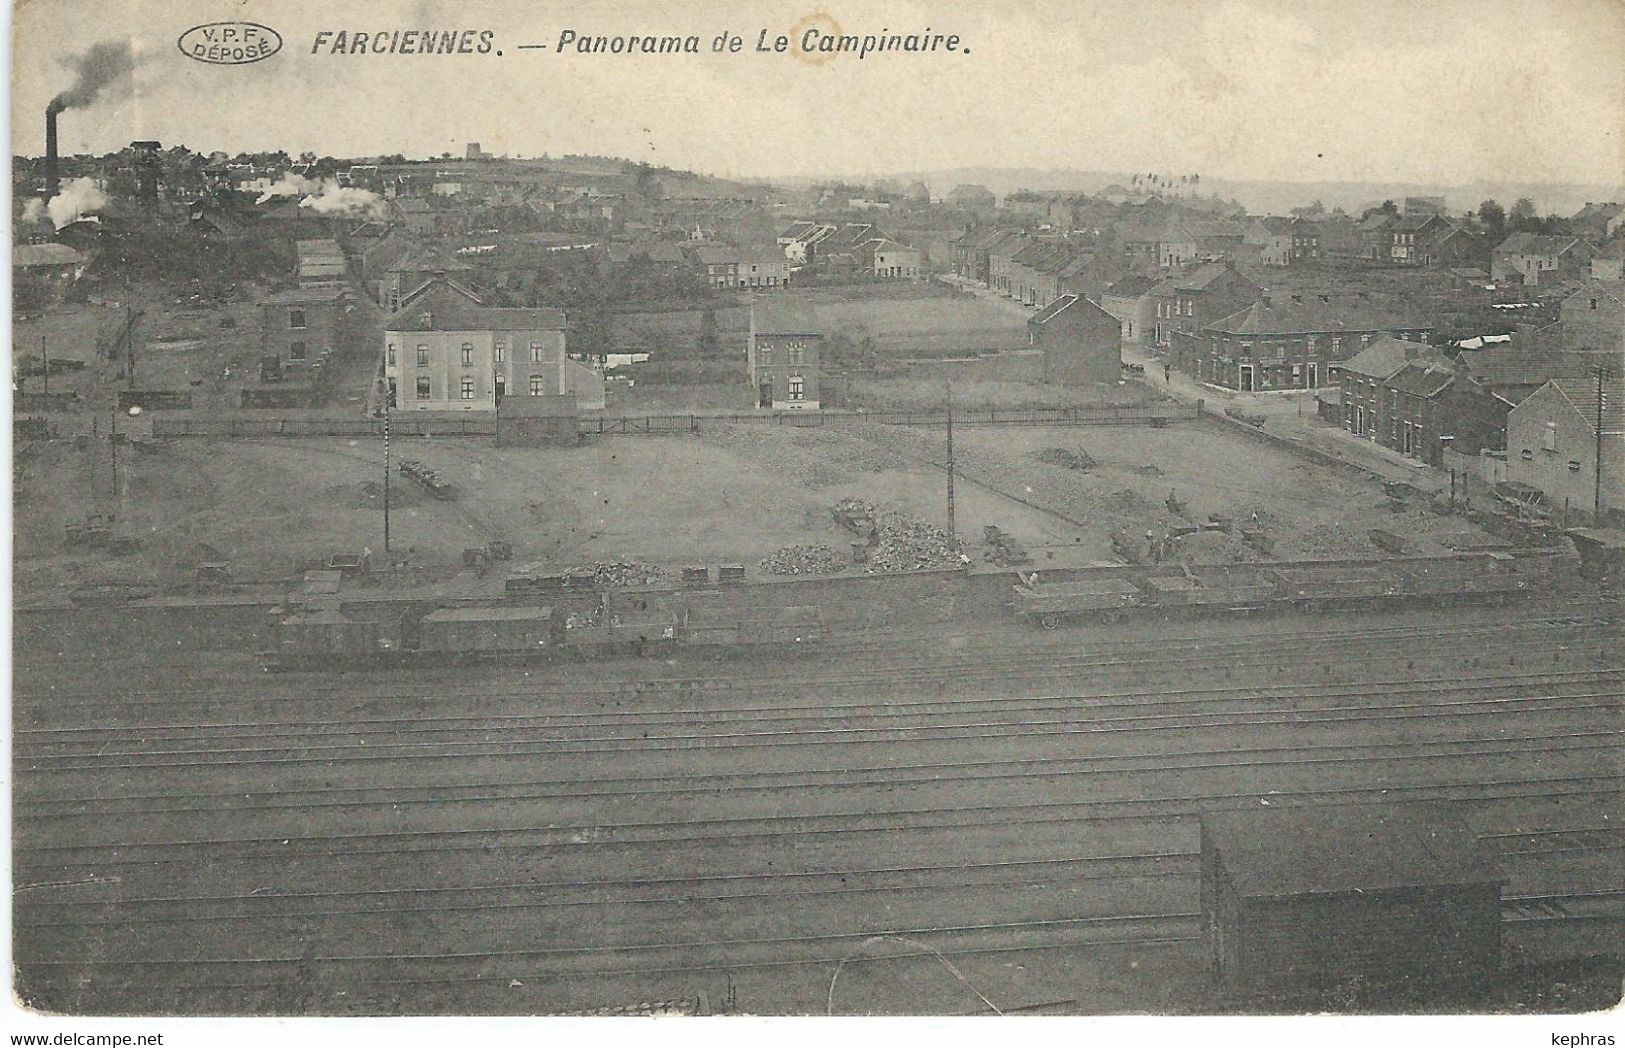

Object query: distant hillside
[777,166,1625,217]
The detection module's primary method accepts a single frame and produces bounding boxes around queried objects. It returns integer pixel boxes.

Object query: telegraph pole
[945,381,956,544]
[1593,364,1614,523]
[41,334,49,397]
[383,401,392,554]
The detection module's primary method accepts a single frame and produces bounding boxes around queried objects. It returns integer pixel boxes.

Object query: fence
[150,403,1198,439]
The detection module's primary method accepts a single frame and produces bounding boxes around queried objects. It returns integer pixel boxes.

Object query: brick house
[1027,294,1121,386]
[1506,369,1625,518]
[867,239,921,279]
[749,297,822,409]
[1388,213,1453,264]
[1358,213,1396,260]
[1172,295,1434,392]
[1151,262,1261,347]
[382,278,602,413]
[1491,233,1595,285]
[1340,338,1507,464]
[261,286,349,369]
[1248,217,1319,267]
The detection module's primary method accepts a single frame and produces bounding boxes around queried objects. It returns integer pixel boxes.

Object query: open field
[13,414,1506,597]
[12,593,1624,1015]
[615,284,1029,359]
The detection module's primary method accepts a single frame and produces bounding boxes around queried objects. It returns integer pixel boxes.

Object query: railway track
[17,892,1624,996]
[13,604,1619,712]
[17,773,1625,869]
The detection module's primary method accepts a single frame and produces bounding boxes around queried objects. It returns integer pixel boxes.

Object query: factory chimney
[45,102,61,198]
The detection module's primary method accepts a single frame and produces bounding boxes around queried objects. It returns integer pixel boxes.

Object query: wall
[261,298,341,366]
[1506,383,1624,516]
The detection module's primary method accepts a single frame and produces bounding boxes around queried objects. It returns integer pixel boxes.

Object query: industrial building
[1201,805,1504,994]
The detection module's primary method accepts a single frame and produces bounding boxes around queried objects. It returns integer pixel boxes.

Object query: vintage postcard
[8,0,1624,1033]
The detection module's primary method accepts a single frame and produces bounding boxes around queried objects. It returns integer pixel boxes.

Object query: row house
[1339,338,1507,464]
[1506,365,1625,518]
[688,244,791,288]
[1491,233,1595,285]
[1007,239,1071,306]
[1099,274,1160,344]
[1156,220,1244,269]
[1387,213,1456,264]
[1358,213,1397,260]
[1248,217,1320,267]
[987,234,1038,296]
[1150,262,1260,347]
[382,278,603,413]
[1169,294,1435,392]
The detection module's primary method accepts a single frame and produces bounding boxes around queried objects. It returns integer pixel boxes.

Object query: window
[759,347,771,365]
[416,376,431,400]
[529,375,545,396]
[1276,344,1286,359]
[1331,337,1342,353]
[531,341,544,363]
[788,374,805,401]
[289,341,307,361]
[460,376,475,400]
[285,309,310,332]
[494,338,506,363]
[386,344,396,367]
[416,345,429,367]
[1185,300,1193,317]
[460,343,473,366]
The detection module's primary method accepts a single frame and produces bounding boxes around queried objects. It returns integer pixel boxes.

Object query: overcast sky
[11,0,1624,187]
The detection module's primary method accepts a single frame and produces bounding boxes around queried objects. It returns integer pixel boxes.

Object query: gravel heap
[836,496,964,574]
[759,544,848,576]
[1036,447,1095,470]
[575,559,669,587]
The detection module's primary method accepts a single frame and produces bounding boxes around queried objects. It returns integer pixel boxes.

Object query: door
[1238,364,1254,392]
[494,376,505,406]
[1307,363,1319,390]
[758,378,773,408]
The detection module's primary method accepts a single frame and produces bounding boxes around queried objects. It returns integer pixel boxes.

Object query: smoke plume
[50,39,136,113]
[298,181,389,220]
[45,177,108,229]
[22,199,48,224]
[256,173,323,204]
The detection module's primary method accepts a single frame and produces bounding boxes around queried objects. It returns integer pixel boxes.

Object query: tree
[1509,197,1539,231]
[1379,199,1399,216]
[1477,199,1505,234]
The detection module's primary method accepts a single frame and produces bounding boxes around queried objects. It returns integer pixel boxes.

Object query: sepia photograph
[6,0,1624,1037]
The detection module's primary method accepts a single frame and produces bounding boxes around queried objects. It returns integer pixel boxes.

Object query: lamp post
[1592,365,1615,523]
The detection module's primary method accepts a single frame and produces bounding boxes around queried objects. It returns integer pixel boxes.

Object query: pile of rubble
[1035,447,1096,471]
[575,559,669,587]
[835,497,964,574]
[759,544,847,576]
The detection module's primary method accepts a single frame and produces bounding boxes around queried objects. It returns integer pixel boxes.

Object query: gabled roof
[385,278,565,332]
[1563,281,1625,309]
[1388,360,1456,399]
[1028,293,1084,325]
[1495,232,1586,256]
[1545,372,1625,433]
[1341,337,1439,380]
[1103,274,1160,298]
[1203,804,1500,898]
[386,245,472,273]
[1208,296,1431,335]
[1358,213,1396,232]
[1392,212,1448,233]
[1171,261,1246,293]
[689,244,740,265]
[1595,239,1625,260]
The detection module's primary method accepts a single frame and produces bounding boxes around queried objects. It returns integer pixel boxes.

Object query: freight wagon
[265,595,798,670]
[1012,552,1562,628]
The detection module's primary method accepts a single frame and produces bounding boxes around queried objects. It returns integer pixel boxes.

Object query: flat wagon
[1012,577,1142,628]
[1270,563,1406,609]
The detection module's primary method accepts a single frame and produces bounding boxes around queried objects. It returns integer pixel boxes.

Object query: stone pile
[759,544,847,576]
[579,559,669,587]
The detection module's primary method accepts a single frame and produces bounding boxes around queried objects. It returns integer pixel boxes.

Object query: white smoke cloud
[298,180,388,220]
[46,177,107,228]
[22,198,48,224]
[256,173,323,204]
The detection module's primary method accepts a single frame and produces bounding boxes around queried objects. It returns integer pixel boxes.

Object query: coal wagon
[1012,577,1142,628]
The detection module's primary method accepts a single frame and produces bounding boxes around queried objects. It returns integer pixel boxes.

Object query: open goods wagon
[1012,552,1560,627]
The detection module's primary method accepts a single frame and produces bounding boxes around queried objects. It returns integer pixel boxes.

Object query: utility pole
[41,334,49,397]
[1593,364,1614,523]
[383,402,392,554]
[945,381,956,545]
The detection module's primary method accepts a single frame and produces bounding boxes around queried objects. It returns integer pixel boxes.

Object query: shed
[1201,805,1503,993]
